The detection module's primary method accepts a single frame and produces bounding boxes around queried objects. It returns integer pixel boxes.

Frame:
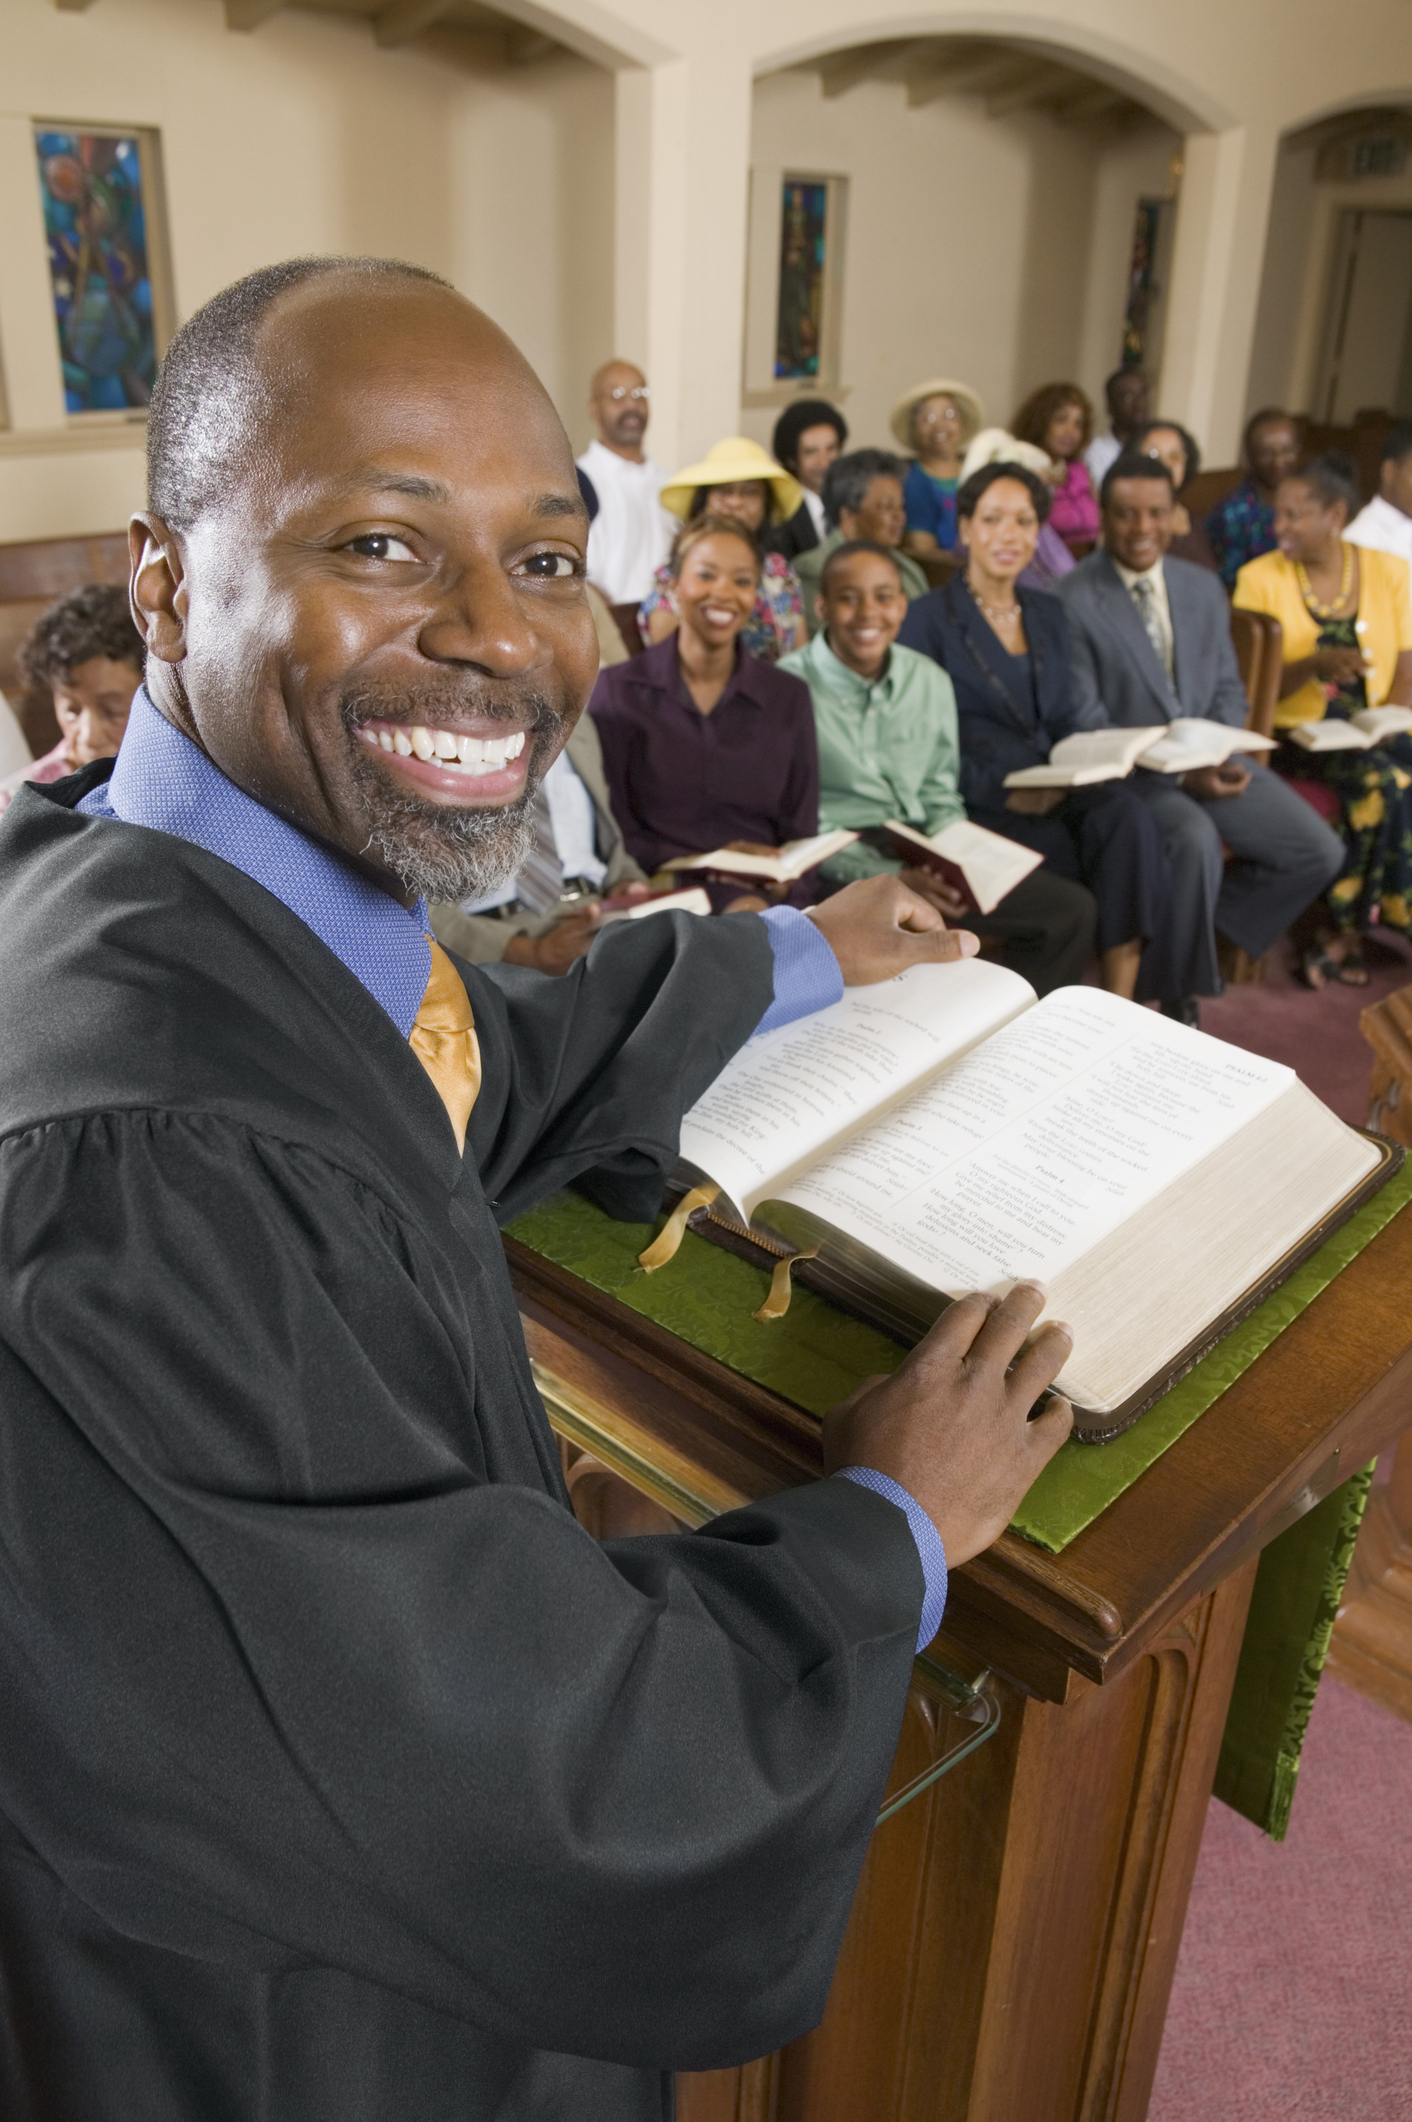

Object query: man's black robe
[0,771,923,2122]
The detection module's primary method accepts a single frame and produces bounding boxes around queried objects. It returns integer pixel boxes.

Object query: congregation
[6,364,1412,1013]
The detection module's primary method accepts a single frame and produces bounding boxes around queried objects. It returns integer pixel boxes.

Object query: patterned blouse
[638,552,806,664]
[1207,478,1277,591]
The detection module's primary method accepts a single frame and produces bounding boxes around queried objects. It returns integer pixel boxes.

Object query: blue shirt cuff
[836,1467,948,1652]
[754,905,844,1036]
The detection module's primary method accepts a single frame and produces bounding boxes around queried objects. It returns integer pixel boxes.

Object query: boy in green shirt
[781,541,1095,993]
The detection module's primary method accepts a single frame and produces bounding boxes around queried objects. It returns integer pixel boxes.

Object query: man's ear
[814,589,828,628]
[129,513,187,665]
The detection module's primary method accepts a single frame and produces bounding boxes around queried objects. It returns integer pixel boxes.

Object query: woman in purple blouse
[590,516,820,909]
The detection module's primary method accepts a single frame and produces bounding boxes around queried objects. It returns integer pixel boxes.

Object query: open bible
[1286,707,1412,751]
[1004,721,1277,790]
[866,820,1042,914]
[666,962,1395,1439]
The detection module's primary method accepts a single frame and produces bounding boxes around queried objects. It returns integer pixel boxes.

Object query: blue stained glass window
[775,180,828,381]
[34,126,158,415]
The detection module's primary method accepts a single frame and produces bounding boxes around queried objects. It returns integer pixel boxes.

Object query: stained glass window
[774,179,828,381]
[34,126,162,415]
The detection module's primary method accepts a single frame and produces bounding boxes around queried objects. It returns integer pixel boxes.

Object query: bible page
[774,986,1295,1294]
[676,957,1035,1222]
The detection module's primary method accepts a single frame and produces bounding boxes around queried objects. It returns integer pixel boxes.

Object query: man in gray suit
[430,712,650,970]
[1059,453,1342,1020]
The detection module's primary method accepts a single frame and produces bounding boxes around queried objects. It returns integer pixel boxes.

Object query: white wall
[0,0,614,542]
[1075,124,1183,413]
[742,67,1183,462]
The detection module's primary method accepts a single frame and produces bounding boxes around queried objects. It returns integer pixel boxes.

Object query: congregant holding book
[780,537,1096,994]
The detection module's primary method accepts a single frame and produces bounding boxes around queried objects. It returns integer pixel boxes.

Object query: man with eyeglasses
[577,359,674,609]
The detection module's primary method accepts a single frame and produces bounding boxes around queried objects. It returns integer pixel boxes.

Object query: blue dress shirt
[78,687,946,1645]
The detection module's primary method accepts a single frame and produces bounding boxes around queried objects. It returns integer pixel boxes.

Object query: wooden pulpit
[1325,984,1412,1723]
[506,1198,1412,2122]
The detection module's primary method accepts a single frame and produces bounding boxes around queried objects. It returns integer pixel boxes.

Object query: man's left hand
[1181,761,1251,801]
[808,874,980,985]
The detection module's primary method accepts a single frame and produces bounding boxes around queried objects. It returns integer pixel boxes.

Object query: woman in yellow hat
[890,379,984,559]
[638,437,808,661]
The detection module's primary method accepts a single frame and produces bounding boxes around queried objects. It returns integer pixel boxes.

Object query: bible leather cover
[867,829,983,913]
[681,1131,1404,1444]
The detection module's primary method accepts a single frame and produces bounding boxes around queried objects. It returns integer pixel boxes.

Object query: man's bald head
[148,257,455,534]
[132,257,597,908]
[588,359,649,459]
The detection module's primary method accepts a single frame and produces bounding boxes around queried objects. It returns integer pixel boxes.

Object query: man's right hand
[808,874,979,984]
[823,1283,1074,1567]
[1005,788,1065,816]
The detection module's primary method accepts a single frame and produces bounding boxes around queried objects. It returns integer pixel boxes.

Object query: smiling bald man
[0,258,1071,2122]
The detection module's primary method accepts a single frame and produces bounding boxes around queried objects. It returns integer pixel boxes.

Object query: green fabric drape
[1214,1463,1376,1839]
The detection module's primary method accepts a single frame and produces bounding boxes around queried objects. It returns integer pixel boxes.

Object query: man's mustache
[339,682,560,735]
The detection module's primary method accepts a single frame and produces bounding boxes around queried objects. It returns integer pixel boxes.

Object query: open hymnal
[1286,707,1412,752]
[668,962,1392,1438]
[1137,719,1278,773]
[660,829,859,883]
[868,819,1043,914]
[1002,727,1166,790]
[596,886,712,925]
[1004,721,1279,790]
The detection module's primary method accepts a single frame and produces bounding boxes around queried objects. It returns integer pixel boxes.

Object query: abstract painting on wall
[34,126,166,414]
[774,178,829,381]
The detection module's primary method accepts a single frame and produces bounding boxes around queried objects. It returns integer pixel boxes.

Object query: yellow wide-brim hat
[890,379,986,453]
[659,436,803,525]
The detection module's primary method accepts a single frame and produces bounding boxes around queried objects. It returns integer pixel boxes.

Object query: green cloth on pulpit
[1214,1464,1376,1840]
[507,1159,1412,1550]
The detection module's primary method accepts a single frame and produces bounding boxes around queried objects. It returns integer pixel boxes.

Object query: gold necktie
[409,939,482,1154]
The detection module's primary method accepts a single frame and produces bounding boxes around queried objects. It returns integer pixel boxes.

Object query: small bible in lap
[663,961,1390,1438]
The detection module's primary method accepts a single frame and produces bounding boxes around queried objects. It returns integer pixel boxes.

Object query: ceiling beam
[506,25,557,63]
[907,49,1036,110]
[985,62,1080,117]
[374,0,457,47]
[1053,84,1131,124]
[53,0,101,13]
[818,44,897,98]
[223,0,283,27]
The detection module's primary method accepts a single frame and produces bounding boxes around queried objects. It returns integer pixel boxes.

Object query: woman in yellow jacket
[1235,452,1412,985]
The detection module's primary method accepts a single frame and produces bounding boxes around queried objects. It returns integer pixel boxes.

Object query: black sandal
[1301,945,1341,990]
[1336,948,1370,987]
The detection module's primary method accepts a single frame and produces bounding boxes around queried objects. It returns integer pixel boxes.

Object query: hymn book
[669,962,1393,1439]
[865,821,1043,915]
[1002,727,1165,789]
[596,886,711,924]
[1286,707,1412,751]
[660,831,859,884]
[1136,720,1278,773]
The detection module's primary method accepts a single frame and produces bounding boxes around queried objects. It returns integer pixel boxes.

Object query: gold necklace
[1296,542,1354,619]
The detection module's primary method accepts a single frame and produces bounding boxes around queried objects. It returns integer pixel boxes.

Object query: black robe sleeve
[459,905,776,1222]
[0,1104,923,2079]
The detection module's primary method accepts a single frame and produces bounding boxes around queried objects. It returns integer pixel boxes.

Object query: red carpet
[1200,931,1412,1127]
[1149,1679,1412,2121]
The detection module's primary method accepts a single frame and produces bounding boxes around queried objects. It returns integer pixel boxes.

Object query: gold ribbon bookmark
[753,1247,819,1322]
[638,1184,720,1272]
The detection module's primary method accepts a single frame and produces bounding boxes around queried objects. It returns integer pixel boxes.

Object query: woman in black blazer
[898,463,1174,1000]
[765,400,847,564]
